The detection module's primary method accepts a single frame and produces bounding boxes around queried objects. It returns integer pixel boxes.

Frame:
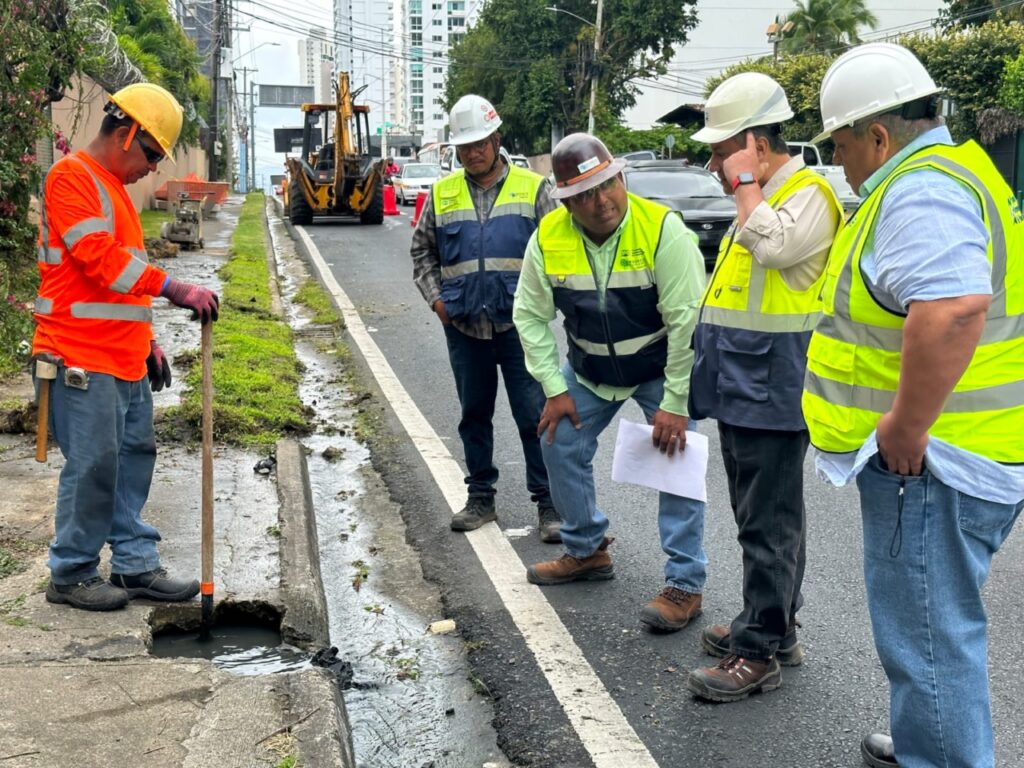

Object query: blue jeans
[42,366,162,583]
[540,364,707,592]
[443,324,550,504]
[857,454,1022,768]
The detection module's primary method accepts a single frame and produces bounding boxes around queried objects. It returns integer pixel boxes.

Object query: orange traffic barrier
[383,183,401,215]
[411,190,429,227]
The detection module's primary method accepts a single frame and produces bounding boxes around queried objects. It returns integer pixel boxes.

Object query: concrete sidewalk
[0,199,355,768]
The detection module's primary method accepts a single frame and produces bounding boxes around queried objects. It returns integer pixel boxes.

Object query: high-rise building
[334,0,395,132]
[406,0,469,143]
[299,28,336,102]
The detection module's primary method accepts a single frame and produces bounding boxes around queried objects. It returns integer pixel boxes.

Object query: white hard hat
[691,72,793,144]
[813,43,942,144]
[448,94,502,145]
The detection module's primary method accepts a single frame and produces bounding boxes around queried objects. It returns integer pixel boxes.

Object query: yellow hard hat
[108,83,184,155]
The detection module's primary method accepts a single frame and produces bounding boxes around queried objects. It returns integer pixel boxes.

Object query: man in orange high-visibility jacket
[33,83,220,612]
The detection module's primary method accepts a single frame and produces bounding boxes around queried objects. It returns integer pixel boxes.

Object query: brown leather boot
[526,537,614,585]
[639,587,702,632]
[687,654,782,703]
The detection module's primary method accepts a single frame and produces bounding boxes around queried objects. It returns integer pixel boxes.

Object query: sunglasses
[570,176,620,203]
[135,134,166,164]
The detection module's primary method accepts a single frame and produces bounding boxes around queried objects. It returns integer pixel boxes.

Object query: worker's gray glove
[146,341,172,392]
[161,278,220,324]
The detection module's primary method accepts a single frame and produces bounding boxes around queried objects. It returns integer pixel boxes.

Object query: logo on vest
[1009,194,1024,224]
[617,248,646,270]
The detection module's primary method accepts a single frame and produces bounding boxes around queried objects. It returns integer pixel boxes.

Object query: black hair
[749,123,787,154]
[100,113,133,136]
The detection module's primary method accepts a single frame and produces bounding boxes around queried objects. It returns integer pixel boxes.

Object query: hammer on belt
[33,356,59,463]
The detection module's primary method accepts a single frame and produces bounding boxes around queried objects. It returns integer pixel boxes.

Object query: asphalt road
[300,210,1024,768]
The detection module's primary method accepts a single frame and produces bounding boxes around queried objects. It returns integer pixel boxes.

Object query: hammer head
[34,360,58,380]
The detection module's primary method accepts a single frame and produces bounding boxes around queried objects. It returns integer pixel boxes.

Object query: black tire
[360,179,384,225]
[289,180,313,225]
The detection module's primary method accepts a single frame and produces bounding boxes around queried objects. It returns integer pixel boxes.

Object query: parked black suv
[622,160,735,269]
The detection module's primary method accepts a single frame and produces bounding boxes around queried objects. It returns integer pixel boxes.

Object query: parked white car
[393,163,442,205]
[786,141,860,210]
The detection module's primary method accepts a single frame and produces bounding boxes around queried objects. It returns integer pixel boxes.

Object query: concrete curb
[276,439,330,651]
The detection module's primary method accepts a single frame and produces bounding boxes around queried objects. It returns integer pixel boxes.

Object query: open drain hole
[149,601,311,676]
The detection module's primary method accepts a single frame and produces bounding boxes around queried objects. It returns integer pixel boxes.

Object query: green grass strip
[173,193,309,445]
[139,209,175,239]
[294,278,342,326]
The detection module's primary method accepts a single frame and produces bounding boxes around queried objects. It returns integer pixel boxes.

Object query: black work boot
[861,733,898,767]
[110,568,200,601]
[701,623,805,666]
[537,502,562,543]
[46,577,129,611]
[450,496,497,532]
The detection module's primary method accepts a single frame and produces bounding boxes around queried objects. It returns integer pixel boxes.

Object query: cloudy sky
[231,0,946,188]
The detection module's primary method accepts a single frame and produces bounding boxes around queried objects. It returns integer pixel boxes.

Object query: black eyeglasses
[135,135,165,164]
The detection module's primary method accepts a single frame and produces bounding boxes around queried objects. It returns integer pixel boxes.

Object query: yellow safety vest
[539,193,675,387]
[701,167,842,332]
[802,141,1024,462]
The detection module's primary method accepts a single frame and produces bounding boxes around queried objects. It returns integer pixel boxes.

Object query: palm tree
[781,0,879,54]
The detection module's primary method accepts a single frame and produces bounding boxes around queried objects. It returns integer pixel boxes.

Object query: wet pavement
[267,200,511,768]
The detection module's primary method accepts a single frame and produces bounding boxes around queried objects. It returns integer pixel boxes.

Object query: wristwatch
[731,172,757,190]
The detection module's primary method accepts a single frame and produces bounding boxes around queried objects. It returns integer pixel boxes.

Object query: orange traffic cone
[411,190,429,227]
[383,184,401,216]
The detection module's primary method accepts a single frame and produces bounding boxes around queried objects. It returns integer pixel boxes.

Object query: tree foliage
[902,20,1024,140]
[782,0,878,54]
[704,53,834,145]
[0,0,89,375]
[107,0,207,145]
[445,0,698,154]
[938,0,1023,30]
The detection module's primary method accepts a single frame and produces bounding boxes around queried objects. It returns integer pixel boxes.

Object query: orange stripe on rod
[200,582,214,596]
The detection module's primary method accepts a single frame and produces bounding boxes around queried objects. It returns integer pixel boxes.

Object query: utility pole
[209,0,222,181]
[250,80,256,191]
[381,28,388,162]
[587,0,603,134]
[237,67,257,192]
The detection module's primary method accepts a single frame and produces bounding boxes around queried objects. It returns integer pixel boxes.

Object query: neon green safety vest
[802,141,1024,462]
[539,192,675,387]
[701,167,842,332]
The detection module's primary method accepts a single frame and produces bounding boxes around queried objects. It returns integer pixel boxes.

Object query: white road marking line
[295,226,661,768]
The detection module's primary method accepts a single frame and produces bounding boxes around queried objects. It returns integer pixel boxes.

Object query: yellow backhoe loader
[284,72,384,225]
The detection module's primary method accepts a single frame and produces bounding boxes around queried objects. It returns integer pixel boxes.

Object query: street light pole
[588,0,603,134]
[250,80,257,191]
[545,5,602,134]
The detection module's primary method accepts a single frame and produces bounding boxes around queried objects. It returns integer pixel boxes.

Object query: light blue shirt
[814,126,1024,504]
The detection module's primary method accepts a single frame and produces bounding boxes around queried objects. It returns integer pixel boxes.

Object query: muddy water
[151,625,310,676]
[267,202,509,768]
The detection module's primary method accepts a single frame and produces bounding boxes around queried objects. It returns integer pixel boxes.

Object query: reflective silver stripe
[441,258,524,279]
[71,156,114,225]
[70,303,152,322]
[548,273,597,290]
[437,209,478,226]
[128,247,149,263]
[62,217,111,249]
[490,201,536,219]
[920,156,1006,317]
[606,271,654,289]
[37,245,63,265]
[110,257,148,294]
[37,190,64,264]
[831,208,874,316]
[34,297,53,315]
[701,305,821,333]
[573,327,668,356]
[805,370,1024,414]
[816,312,1024,351]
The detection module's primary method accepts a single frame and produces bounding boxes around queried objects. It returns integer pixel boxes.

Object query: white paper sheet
[611,419,709,501]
